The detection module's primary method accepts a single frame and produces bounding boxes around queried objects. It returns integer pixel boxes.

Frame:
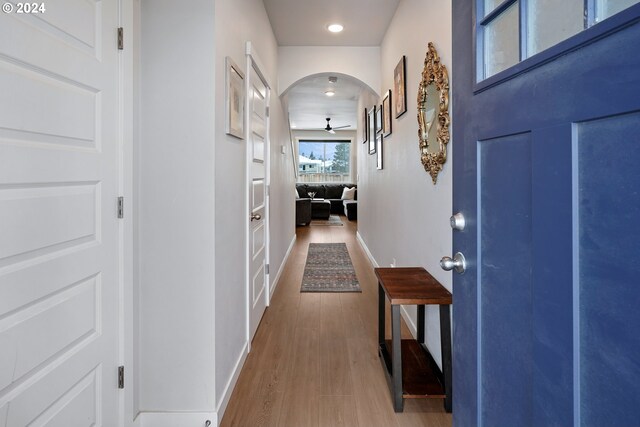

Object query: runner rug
[301,243,361,293]
[310,215,344,226]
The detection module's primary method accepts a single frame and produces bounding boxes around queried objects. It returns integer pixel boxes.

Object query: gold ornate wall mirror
[417,42,450,184]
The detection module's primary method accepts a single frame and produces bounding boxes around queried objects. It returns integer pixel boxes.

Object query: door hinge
[117,196,124,219]
[118,366,125,389]
[266,106,270,117]
[265,264,269,274]
[117,27,124,50]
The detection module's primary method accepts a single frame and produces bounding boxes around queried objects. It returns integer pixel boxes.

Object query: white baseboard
[355,231,417,341]
[270,234,296,300]
[355,231,378,267]
[401,306,417,338]
[132,342,248,427]
[135,411,217,427]
[215,341,249,424]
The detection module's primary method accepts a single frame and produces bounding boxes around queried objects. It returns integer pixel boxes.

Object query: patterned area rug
[301,243,361,293]
[310,215,343,226]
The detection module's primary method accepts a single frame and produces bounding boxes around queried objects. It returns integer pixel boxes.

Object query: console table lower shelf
[379,339,446,399]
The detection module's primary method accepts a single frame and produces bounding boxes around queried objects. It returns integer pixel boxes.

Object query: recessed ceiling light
[325,90,335,97]
[327,24,344,33]
[291,124,297,128]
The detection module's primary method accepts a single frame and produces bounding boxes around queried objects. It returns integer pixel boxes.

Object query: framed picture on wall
[368,107,376,154]
[287,113,297,178]
[375,104,383,134]
[362,107,368,144]
[394,55,407,118]
[225,56,245,139]
[382,90,392,137]
[376,133,383,170]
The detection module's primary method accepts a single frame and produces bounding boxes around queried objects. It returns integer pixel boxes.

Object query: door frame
[245,41,271,350]
[120,0,135,424]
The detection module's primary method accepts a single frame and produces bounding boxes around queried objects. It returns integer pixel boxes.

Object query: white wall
[213,0,294,419]
[138,0,216,416]
[358,0,453,368]
[268,100,297,295]
[137,0,294,423]
[278,46,381,96]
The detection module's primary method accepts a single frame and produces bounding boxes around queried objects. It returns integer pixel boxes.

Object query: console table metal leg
[417,304,425,344]
[378,282,385,350]
[440,304,452,413]
[391,304,403,412]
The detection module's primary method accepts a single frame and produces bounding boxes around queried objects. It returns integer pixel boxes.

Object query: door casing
[245,42,271,348]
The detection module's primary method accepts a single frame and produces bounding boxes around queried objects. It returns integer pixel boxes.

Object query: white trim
[120,0,135,424]
[355,232,417,340]
[245,42,271,350]
[135,411,217,427]
[355,231,378,267]
[400,306,418,338]
[245,42,270,89]
[216,341,249,423]
[244,44,251,351]
[270,234,296,300]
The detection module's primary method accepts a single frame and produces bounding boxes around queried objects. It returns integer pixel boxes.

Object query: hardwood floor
[220,217,452,427]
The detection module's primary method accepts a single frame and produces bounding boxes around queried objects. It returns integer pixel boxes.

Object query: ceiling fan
[321,117,351,134]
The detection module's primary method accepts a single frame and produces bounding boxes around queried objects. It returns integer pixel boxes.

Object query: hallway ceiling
[263,0,401,46]
[285,74,366,131]
[265,0,396,131]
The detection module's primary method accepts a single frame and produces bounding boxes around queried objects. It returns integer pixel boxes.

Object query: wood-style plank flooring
[220,217,452,427]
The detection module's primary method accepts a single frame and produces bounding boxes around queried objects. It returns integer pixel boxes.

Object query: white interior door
[247,57,269,344]
[0,1,121,425]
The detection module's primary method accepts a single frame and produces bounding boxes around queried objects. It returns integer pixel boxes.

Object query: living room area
[295,182,358,226]
[293,133,359,227]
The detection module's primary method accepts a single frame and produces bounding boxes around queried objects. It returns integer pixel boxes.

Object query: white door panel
[0,0,121,424]
[247,60,269,343]
[252,131,265,162]
[251,179,265,213]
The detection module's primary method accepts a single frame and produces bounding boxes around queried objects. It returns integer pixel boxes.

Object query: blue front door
[452,2,640,426]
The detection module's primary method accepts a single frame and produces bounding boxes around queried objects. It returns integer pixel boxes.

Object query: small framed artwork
[368,107,376,154]
[376,133,383,170]
[225,56,245,139]
[382,90,392,137]
[362,107,368,144]
[394,55,407,118]
[287,113,297,178]
[375,104,382,134]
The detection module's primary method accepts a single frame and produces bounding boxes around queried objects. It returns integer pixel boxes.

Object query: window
[297,139,351,183]
[479,0,640,80]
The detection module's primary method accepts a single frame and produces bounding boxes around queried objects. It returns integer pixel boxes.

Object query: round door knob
[450,212,465,231]
[251,213,262,221]
[440,252,466,274]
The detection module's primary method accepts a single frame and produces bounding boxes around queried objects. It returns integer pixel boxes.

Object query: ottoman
[343,200,357,220]
[311,199,331,219]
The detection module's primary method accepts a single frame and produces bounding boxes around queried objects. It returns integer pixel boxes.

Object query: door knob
[450,212,465,231]
[440,252,466,274]
[251,213,262,221]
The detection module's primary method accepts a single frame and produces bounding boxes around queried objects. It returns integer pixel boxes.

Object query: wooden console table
[375,267,452,413]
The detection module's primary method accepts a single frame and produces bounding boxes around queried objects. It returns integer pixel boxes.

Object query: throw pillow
[341,187,356,200]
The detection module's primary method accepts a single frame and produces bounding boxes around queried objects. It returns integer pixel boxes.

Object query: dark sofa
[295,198,312,225]
[296,183,357,218]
